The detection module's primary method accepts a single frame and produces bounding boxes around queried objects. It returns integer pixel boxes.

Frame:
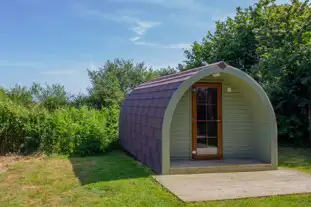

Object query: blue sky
[0,0,287,94]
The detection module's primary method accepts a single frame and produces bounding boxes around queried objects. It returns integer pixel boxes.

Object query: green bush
[41,106,117,156]
[0,100,28,153]
[0,100,120,155]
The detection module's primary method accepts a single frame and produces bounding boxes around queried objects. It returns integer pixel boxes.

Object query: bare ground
[0,153,44,173]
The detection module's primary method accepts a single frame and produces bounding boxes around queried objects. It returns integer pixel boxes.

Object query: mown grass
[0,148,310,207]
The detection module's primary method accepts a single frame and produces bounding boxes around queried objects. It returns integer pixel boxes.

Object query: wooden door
[192,83,223,159]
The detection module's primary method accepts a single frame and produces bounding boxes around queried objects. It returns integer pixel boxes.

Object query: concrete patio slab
[153,169,311,202]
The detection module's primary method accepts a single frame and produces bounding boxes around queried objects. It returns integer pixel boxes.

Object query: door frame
[191,82,223,160]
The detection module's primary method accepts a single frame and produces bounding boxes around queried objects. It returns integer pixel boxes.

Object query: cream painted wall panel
[170,89,191,158]
[238,82,272,163]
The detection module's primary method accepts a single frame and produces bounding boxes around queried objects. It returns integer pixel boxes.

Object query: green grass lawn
[0,147,311,207]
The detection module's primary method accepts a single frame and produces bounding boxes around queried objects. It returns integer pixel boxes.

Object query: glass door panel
[192,83,222,159]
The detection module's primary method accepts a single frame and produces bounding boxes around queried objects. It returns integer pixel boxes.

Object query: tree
[183,5,259,73]
[250,0,311,144]
[88,70,124,108]
[71,93,92,108]
[31,83,69,110]
[87,59,157,108]
[155,66,178,76]
[5,85,33,106]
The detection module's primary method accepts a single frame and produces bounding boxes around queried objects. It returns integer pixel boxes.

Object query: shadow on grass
[69,150,152,185]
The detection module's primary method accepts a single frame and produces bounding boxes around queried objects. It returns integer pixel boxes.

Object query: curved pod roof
[119,62,277,174]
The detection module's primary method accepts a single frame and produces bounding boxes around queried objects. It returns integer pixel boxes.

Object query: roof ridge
[141,62,225,86]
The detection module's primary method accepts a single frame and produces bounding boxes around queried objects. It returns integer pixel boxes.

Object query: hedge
[0,100,119,155]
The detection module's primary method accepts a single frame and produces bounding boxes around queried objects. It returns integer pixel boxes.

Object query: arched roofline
[161,62,278,174]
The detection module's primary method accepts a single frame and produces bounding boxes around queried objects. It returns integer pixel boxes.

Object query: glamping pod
[119,62,278,174]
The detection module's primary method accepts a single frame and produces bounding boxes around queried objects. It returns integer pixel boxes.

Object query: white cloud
[131,20,161,35]
[74,4,161,37]
[40,70,75,75]
[105,0,217,31]
[74,3,193,50]
[129,36,141,41]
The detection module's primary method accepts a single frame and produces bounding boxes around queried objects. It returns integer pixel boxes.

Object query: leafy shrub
[41,106,112,156]
[21,106,48,154]
[0,99,120,155]
[0,100,29,153]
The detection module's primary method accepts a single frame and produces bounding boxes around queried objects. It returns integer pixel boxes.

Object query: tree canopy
[87,59,158,107]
